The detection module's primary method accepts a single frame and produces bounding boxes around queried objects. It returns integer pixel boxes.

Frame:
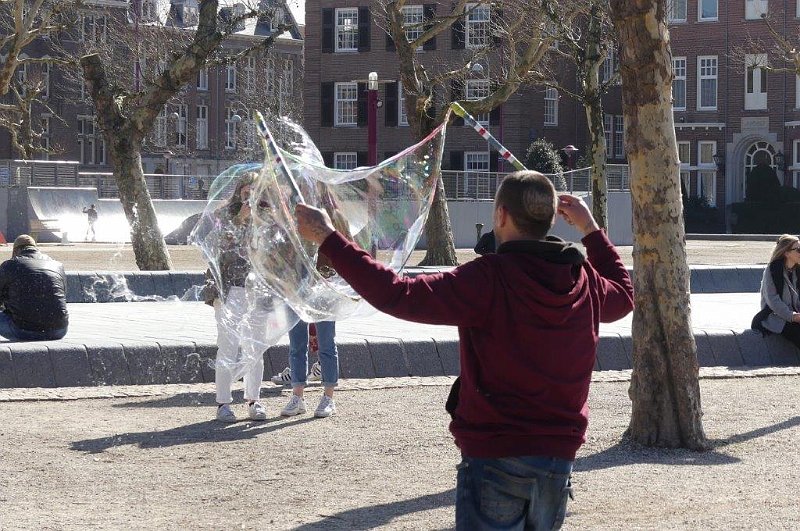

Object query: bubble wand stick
[450,102,527,171]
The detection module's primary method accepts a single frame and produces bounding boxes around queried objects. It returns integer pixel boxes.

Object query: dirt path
[0,374,798,530]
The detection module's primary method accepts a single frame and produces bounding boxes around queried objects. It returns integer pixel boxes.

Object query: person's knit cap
[12,234,37,254]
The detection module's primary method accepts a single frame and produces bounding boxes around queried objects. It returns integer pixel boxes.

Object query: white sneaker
[314,395,336,418]
[281,395,307,417]
[216,403,237,423]
[248,401,267,421]
[271,367,291,385]
[309,361,322,382]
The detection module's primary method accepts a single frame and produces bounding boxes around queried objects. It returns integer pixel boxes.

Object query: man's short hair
[12,234,37,256]
[495,171,557,239]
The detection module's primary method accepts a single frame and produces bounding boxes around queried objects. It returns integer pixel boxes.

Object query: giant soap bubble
[191,111,448,381]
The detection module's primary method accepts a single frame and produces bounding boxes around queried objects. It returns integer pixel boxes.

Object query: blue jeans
[0,312,67,341]
[288,320,338,387]
[456,455,573,530]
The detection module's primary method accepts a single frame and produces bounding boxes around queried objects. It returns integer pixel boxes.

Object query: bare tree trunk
[609,0,707,449]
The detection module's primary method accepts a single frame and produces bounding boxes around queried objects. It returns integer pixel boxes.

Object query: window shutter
[451,4,465,50]
[490,104,501,126]
[384,151,399,160]
[449,150,464,170]
[321,82,334,127]
[491,6,503,46]
[322,9,334,53]
[385,82,399,126]
[357,152,368,166]
[357,82,368,126]
[322,151,334,167]
[423,5,437,50]
[386,30,395,51]
[490,150,499,172]
[451,80,464,126]
[358,7,371,51]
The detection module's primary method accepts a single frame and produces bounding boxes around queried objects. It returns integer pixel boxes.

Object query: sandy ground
[0,374,798,530]
[0,240,777,271]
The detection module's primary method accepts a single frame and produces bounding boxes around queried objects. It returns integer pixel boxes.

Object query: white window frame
[604,114,613,158]
[176,104,188,148]
[40,114,51,160]
[745,0,768,20]
[602,49,620,84]
[697,56,718,111]
[77,115,95,165]
[266,58,276,96]
[678,140,691,193]
[225,63,237,92]
[334,82,358,127]
[465,3,490,49]
[335,8,359,52]
[402,5,424,47]
[81,14,107,44]
[698,0,718,21]
[745,53,768,110]
[614,115,625,159]
[42,62,50,99]
[672,57,686,110]
[196,104,208,149]
[154,108,167,147]
[280,59,294,114]
[197,67,208,91]
[466,79,490,126]
[245,57,256,91]
[463,151,490,198]
[697,140,717,206]
[334,152,358,170]
[544,87,558,126]
[225,107,237,149]
[793,139,800,188]
[399,84,408,126]
[668,0,687,22]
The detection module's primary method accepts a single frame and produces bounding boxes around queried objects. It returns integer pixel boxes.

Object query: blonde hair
[769,234,800,263]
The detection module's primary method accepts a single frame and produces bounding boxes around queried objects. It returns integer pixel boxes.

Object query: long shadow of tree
[292,489,455,531]
[70,416,316,454]
[576,416,800,472]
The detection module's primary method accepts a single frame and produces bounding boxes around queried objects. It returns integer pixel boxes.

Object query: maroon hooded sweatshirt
[319,229,634,461]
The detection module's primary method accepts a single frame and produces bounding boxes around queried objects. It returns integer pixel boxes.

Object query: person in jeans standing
[295,171,634,529]
[280,319,338,418]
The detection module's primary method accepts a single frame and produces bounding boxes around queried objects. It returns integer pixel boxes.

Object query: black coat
[0,248,69,332]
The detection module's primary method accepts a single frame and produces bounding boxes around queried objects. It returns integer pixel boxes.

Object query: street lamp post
[368,72,378,166]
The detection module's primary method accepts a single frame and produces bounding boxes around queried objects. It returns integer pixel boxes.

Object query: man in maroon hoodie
[295,171,634,530]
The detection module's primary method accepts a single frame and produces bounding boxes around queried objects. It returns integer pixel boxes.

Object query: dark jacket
[320,229,634,461]
[0,248,69,332]
[474,230,496,255]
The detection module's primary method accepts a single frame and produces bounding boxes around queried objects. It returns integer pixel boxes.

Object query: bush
[745,163,781,202]
[683,196,722,233]
[524,139,564,175]
[731,201,800,233]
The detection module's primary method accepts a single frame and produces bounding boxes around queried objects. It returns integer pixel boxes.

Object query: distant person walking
[0,235,68,341]
[752,234,800,350]
[83,204,98,242]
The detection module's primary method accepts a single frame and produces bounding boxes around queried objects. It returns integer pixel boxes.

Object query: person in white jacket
[753,234,800,350]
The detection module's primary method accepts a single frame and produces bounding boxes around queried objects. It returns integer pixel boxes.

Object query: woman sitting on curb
[752,234,800,350]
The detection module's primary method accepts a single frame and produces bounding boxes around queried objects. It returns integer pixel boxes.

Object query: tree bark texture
[609,0,708,449]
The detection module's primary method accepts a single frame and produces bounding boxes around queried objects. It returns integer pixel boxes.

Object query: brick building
[0,0,304,179]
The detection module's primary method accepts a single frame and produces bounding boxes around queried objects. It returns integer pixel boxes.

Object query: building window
[81,15,107,44]
[334,152,358,169]
[745,0,768,19]
[466,79,490,125]
[602,49,620,84]
[463,151,489,198]
[99,135,106,165]
[544,87,558,126]
[745,53,768,110]
[402,5,424,45]
[154,108,167,147]
[196,104,208,149]
[697,140,717,206]
[796,75,800,109]
[465,3,490,49]
[176,104,188,148]
[39,115,50,160]
[335,8,359,52]
[399,84,409,126]
[604,114,613,158]
[699,0,718,21]
[225,63,237,92]
[267,58,276,96]
[334,82,358,126]
[77,116,96,165]
[697,56,718,110]
[668,0,687,22]
[16,62,27,96]
[672,57,686,110]
[42,63,50,99]
[225,107,237,149]
[245,57,256,91]
[678,140,691,193]
[280,59,293,114]
[614,116,625,159]
[792,139,800,188]
[197,67,208,90]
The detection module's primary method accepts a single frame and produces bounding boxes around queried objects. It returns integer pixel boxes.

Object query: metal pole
[368,72,378,166]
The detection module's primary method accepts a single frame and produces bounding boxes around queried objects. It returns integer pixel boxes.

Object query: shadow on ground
[70,416,317,453]
[576,416,800,472]
[111,388,286,409]
[292,489,456,531]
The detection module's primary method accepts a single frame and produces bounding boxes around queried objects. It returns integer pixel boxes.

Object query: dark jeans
[0,313,67,341]
[781,322,800,350]
[456,455,573,530]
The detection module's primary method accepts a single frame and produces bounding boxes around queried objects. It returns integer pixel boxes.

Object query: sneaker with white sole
[281,395,307,417]
[309,361,322,382]
[216,403,237,423]
[248,401,267,421]
[314,395,336,418]
[271,367,291,385]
